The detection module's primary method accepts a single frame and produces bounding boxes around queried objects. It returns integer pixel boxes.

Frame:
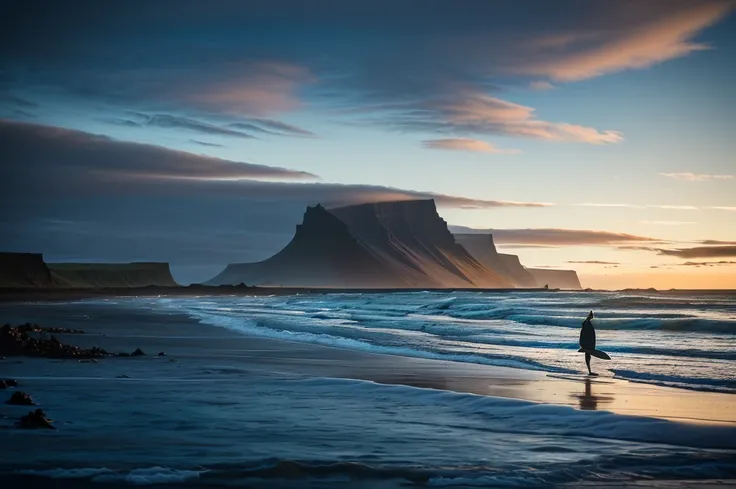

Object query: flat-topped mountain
[453,234,539,288]
[526,268,582,290]
[48,262,178,288]
[208,199,509,288]
[0,252,178,289]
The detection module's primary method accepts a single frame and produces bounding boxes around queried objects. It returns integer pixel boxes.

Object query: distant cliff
[526,268,582,290]
[0,253,54,288]
[453,234,538,288]
[0,252,178,289]
[208,199,510,288]
[48,262,178,288]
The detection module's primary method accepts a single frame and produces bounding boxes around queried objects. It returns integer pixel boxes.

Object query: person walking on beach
[579,311,596,375]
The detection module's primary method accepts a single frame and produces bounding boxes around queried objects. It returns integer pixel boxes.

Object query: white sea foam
[129,290,736,392]
[93,467,203,485]
[17,467,203,485]
[297,377,736,450]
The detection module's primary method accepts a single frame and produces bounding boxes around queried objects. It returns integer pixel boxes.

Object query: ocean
[168,290,736,393]
[1,290,735,487]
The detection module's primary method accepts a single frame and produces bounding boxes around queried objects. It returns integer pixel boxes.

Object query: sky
[1,0,735,288]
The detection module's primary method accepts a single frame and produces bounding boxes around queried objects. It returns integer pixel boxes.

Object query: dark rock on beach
[0,324,108,359]
[6,391,35,406]
[16,409,55,430]
[131,348,146,356]
[0,379,18,389]
[15,322,84,334]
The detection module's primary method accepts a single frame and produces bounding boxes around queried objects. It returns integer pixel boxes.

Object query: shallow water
[154,290,736,392]
[1,292,735,488]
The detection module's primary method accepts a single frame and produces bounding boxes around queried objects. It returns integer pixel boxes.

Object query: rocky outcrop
[0,324,110,359]
[16,409,55,429]
[526,268,582,290]
[6,391,35,406]
[208,200,509,288]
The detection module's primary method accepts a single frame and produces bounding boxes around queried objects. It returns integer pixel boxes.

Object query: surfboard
[577,348,611,360]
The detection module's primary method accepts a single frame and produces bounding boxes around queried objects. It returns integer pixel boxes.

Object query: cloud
[660,172,735,181]
[701,240,736,245]
[577,203,699,210]
[709,206,736,211]
[448,226,661,246]
[657,246,736,259]
[640,220,695,226]
[567,261,620,265]
[230,119,315,137]
[422,138,519,154]
[189,140,225,148]
[0,92,38,109]
[0,92,38,119]
[0,119,548,211]
[0,119,313,183]
[108,113,257,139]
[679,261,736,267]
[655,205,700,210]
[180,61,315,116]
[529,81,556,91]
[10,2,707,144]
[514,1,734,81]
[369,92,623,144]
[107,113,314,139]
[7,2,726,147]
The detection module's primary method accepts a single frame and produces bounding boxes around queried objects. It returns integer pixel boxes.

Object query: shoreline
[1,286,734,304]
[0,286,559,302]
[1,302,734,425]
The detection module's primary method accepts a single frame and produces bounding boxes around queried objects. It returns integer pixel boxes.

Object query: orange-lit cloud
[701,240,736,245]
[422,138,519,154]
[517,2,734,81]
[640,221,695,226]
[679,261,736,267]
[577,203,699,210]
[439,93,624,144]
[184,62,315,116]
[660,172,735,181]
[448,226,662,246]
[384,92,623,144]
[658,246,736,258]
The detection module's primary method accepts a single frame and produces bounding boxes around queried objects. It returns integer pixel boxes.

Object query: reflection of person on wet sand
[573,377,613,410]
[578,378,597,410]
[579,311,597,375]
